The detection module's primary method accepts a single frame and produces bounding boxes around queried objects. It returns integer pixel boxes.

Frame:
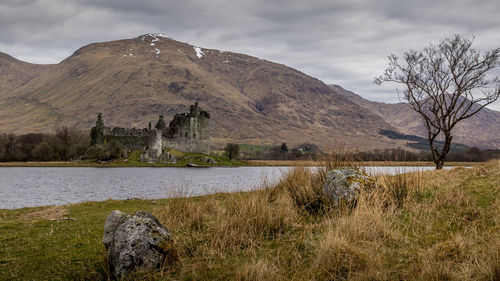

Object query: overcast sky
[1,0,500,110]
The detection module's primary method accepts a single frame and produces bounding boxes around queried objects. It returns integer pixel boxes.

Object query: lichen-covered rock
[323,168,377,206]
[139,152,156,163]
[203,156,217,165]
[140,150,177,164]
[103,210,177,277]
[103,210,128,247]
[158,151,177,164]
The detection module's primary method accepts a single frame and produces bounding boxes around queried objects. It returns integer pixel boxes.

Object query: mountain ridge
[329,85,500,149]
[0,52,54,98]
[1,34,496,150]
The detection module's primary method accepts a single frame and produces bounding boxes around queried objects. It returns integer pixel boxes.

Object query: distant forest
[0,127,122,162]
[0,127,88,162]
[0,129,499,162]
[238,141,500,162]
[379,130,471,152]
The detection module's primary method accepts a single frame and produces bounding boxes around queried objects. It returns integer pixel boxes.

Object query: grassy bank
[0,159,480,167]
[246,160,479,167]
[0,149,246,167]
[0,161,499,280]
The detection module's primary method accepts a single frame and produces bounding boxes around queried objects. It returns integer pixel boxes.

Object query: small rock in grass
[323,168,378,206]
[103,210,177,277]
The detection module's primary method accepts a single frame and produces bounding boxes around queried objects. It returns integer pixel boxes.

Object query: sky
[1,0,500,110]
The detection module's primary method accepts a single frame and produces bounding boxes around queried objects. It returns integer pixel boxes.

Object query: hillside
[330,85,500,149]
[0,52,53,97]
[0,34,405,150]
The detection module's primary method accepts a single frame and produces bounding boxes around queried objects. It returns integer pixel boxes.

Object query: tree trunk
[428,138,441,170]
[435,159,445,170]
[428,132,453,170]
[432,133,453,170]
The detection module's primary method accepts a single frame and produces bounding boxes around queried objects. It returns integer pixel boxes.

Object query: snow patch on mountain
[141,33,169,44]
[193,46,205,59]
[150,33,169,38]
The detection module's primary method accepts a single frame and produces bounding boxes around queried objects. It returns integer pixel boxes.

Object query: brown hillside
[330,85,500,149]
[0,52,53,97]
[1,34,405,150]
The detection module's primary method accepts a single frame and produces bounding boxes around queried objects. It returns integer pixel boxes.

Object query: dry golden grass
[18,206,69,221]
[246,160,320,166]
[142,159,500,280]
[272,155,364,215]
[155,197,215,232]
[236,259,280,281]
[312,198,392,280]
[273,166,325,214]
[246,159,481,167]
[211,190,298,250]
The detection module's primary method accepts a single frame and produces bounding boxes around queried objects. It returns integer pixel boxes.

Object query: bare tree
[375,35,500,169]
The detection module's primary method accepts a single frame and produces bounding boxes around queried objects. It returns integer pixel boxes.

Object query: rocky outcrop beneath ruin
[103,210,177,277]
[323,168,378,206]
[203,156,216,165]
[140,150,177,164]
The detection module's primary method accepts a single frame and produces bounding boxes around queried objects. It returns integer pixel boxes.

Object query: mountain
[330,85,500,149]
[0,52,53,97]
[0,34,419,150]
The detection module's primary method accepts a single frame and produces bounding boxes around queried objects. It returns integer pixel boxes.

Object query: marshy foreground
[0,160,499,280]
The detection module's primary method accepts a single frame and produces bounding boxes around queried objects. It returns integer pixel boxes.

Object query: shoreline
[0,160,244,168]
[244,160,479,167]
[0,160,482,168]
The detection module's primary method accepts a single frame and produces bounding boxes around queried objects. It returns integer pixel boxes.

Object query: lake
[0,166,454,209]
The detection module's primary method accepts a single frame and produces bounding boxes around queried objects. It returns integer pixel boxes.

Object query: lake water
[0,166,455,209]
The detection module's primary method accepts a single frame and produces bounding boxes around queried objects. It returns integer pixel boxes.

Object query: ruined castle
[90,102,210,155]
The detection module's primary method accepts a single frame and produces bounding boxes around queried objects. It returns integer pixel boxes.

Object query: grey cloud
[0,0,499,109]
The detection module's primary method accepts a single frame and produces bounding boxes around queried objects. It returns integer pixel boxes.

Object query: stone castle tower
[90,103,210,154]
[162,102,210,154]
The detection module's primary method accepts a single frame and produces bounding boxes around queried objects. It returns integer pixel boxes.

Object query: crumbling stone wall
[90,113,149,150]
[163,102,210,154]
[90,103,210,155]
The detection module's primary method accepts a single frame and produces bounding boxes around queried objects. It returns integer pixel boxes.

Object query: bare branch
[374,34,500,169]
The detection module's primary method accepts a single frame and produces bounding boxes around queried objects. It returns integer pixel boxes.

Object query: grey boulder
[203,156,217,165]
[103,210,176,277]
[323,168,377,206]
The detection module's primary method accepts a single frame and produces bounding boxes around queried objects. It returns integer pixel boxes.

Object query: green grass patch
[104,149,246,167]
[238,143,277,152]
[0,150,247,168]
